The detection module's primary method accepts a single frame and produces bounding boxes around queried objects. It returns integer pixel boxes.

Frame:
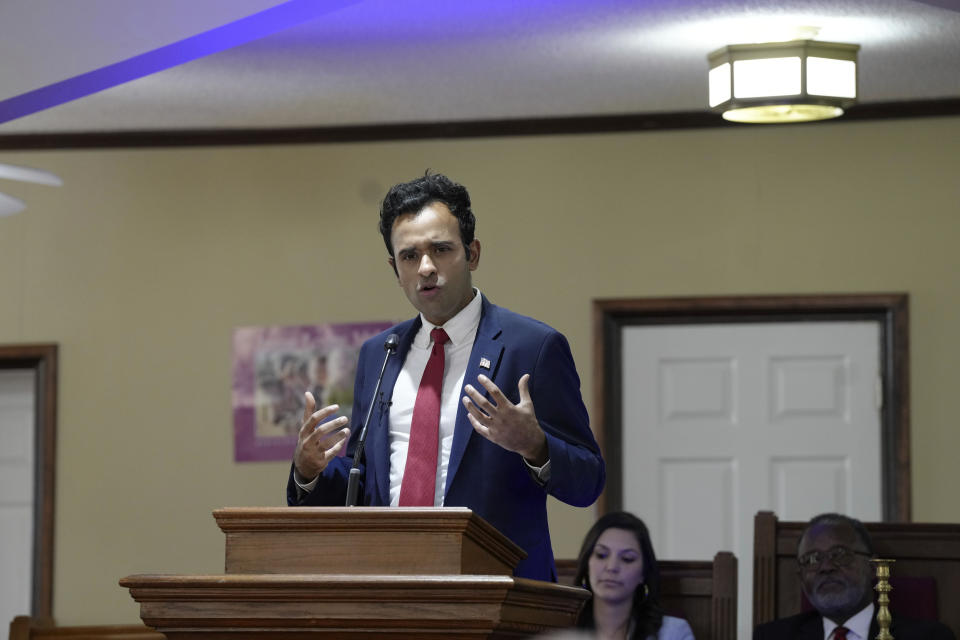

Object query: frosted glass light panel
[807,57,857,98]
[709,63,731,107]
[733,57,801,98]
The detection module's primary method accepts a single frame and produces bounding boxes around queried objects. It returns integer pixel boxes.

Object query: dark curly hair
[574,511,665,639]
[377,171,476,260]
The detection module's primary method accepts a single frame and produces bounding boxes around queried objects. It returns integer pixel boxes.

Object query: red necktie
[833,627,849,640]
[399,328,449,506]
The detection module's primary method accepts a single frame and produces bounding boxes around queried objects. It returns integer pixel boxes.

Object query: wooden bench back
[556,551,737,640]
[753,510,960,636]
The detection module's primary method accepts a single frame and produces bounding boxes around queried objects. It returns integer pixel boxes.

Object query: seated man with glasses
[753,513,955,640]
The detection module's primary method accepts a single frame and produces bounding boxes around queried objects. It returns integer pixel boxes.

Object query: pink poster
[232,321,394,462]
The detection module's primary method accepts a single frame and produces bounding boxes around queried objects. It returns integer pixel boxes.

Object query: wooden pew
[753,510,960,636]
[556,551,737,640]
[8,616,164,640]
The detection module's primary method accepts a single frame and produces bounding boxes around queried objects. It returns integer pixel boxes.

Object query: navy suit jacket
[753,610,956,640]
[287,295,605,581]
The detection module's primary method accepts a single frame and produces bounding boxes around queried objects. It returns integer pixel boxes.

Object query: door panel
[621,321,881,640]
[0,368,35,639]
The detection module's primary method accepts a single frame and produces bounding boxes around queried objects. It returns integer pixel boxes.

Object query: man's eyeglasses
[797,545,872,571]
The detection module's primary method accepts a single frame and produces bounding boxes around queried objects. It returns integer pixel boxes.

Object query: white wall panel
[772,456,850,518]
[770,355,850,422]
[660,357,737,424]
[659,458,736,559]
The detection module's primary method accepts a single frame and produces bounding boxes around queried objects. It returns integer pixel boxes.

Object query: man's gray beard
[808,584,864,617]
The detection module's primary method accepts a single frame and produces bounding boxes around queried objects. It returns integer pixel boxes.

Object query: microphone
[345,333,399,507]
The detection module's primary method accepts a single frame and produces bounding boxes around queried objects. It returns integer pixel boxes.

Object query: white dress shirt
[823,603,875,640]
[296,288,549,499]
[387,290,483,506]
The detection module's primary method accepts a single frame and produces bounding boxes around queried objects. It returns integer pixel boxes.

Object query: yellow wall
[1,115,958,623]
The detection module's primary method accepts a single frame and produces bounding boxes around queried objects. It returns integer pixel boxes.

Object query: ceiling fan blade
[0,163,63,186]
[0,192,27,217]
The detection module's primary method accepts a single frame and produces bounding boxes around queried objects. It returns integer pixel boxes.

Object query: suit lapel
[799,613,826,640]
[445,297,504,496]
[371,317,420,505]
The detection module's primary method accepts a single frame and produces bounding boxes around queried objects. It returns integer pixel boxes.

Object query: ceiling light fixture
[0,163,63,217]
[708,39,859,124]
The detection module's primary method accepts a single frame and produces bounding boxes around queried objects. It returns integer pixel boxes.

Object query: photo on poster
[232,321,394,462]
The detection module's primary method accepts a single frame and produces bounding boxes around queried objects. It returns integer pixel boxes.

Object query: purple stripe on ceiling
[0,0,362,125]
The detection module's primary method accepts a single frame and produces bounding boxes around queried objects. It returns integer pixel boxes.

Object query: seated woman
[574,511,695,640]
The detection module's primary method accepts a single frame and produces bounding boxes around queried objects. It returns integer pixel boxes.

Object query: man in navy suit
[286,172,605,581]
[753,513,955,640]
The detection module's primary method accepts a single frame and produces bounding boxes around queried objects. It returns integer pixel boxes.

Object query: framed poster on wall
[232,321,394,462]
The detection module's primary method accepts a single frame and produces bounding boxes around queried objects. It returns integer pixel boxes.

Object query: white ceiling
[1,0,959,135]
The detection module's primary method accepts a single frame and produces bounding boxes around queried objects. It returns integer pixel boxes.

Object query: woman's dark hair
[378,170,476,258]
[573,511,665,639]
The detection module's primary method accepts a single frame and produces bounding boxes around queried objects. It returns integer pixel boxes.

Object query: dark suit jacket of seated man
[286,172,605,582]
[753,513,956,640]
[754,609,955,640]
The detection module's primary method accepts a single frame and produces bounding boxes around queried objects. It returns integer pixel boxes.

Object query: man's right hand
[293,391,350,481]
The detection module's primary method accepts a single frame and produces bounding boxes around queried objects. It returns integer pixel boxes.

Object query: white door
[0,369,36,640]
[621,321,882,640]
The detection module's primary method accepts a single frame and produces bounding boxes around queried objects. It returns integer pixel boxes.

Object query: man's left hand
[462,373,548,465]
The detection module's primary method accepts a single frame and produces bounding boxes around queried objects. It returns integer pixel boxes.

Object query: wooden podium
[120,507,589,638]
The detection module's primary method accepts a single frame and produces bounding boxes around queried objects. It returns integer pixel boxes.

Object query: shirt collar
[415,288,482,347]
[823,602,875,640]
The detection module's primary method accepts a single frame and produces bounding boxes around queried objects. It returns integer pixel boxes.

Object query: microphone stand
[345,334,398,507]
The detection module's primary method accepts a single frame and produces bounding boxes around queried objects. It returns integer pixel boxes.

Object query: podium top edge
[213,506,476,526]
[212,506,499,533]
[121,573,518,586]
[214,507,473,515]
[211,507,526,561]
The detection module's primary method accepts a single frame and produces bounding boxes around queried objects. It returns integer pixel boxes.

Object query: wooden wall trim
[0,99,957,150]
[592,293,910,522]
[0,344,58,619]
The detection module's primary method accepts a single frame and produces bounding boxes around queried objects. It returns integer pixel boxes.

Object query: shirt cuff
[294,469,320,493]
[523,457,551,485]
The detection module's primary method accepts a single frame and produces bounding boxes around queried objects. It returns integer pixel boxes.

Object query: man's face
[798,522,873,623]
[389,202,480,327]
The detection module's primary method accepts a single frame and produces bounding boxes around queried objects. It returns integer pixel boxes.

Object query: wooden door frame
[0,343,57,618]
[592,294,910,521]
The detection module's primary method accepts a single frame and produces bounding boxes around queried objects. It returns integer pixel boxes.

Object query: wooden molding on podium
[214,506,526,576]
[9,615,164,640]
[119,574,588,638]
[121,507,587,638]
